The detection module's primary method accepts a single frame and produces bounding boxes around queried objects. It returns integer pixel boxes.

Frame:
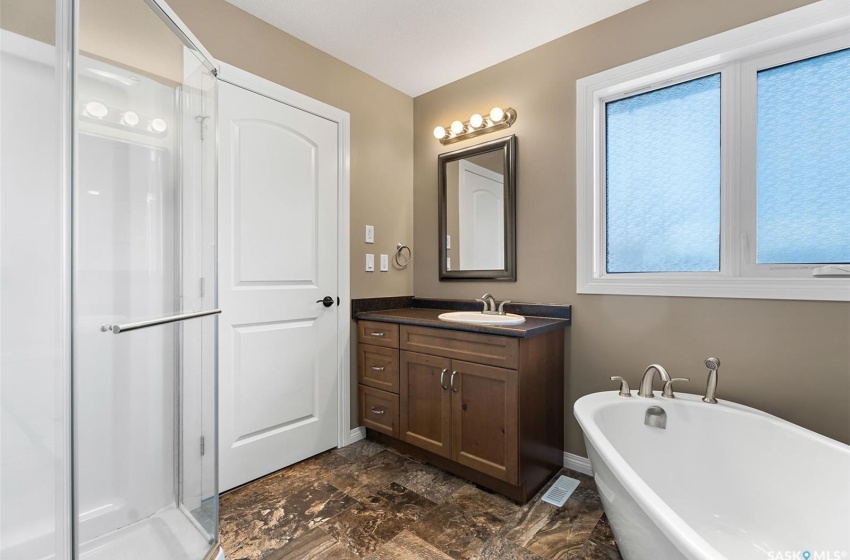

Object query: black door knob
[317,296,335,307]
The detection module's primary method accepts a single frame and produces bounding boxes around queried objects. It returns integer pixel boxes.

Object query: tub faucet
[702,357,721,404]
[638,364,671,398]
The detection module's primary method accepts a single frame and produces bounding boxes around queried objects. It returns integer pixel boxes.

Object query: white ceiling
[223,0,650,97]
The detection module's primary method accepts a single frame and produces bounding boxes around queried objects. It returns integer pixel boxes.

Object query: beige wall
[169,0,414,300]
[413,0,850,456]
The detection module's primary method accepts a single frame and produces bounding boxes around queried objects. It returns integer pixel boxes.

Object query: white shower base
[79,507,213,560]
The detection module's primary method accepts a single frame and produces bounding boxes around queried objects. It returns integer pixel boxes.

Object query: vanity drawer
[359,385,399,437]
[400,325,519,369]
[358,320,399,348]
[358,344,399,393]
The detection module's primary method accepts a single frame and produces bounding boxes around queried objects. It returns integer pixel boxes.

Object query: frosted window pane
[605,74,721,273]
[757,48,850,264]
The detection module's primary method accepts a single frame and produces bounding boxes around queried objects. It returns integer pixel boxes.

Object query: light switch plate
[447,234,451,250]
[365,253,374,272]
[380,254,389,271]
[365,225,374,244]
[446,257,451,271]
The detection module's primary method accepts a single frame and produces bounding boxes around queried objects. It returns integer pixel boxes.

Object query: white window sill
[578,276,850,301]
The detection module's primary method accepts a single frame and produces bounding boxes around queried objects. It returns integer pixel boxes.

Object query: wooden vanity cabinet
[400,351,518,482]
[450,359,518,483]
[357,321,401,437]
[358,320,564,503]
[399,351,452,458]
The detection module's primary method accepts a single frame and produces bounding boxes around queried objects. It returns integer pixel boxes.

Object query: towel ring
[394,243,412,269]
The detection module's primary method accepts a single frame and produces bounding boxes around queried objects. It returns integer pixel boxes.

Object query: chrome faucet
[476,294,511,315]
[476,293,496,313]
[702,357,721,403]
[661,377,690,398]
[637,364,670,398]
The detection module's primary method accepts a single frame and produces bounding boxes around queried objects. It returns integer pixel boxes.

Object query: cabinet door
[400,351,452,458]
[451,360,518,484]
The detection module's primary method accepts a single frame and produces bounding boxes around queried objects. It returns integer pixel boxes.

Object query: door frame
[216,62,353,449]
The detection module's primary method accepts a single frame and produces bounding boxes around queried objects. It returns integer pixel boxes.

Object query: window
[605,74,721,273]
[576,2,850,301]
[756,48,850,265]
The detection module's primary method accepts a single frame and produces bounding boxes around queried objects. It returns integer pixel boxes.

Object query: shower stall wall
[0,1,221,558]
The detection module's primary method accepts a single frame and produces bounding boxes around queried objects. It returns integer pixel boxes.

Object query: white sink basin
[437,311,526,326]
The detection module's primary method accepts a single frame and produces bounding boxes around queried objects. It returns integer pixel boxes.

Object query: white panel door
[458,160,505,270]
[218,80,339,491]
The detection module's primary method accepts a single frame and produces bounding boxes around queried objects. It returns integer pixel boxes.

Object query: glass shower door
[74,1,218,558]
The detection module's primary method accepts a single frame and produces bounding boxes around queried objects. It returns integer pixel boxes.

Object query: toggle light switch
[380,254,389,271]
[365,225,374,244]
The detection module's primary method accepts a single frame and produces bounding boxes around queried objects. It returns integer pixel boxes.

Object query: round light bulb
[150,118,167,133]
[85,101,108,119]
[469,113,484,128]
[450,120,464,135]
[489,107,505,123]
[122,111,139,127]
[433,126,447,139]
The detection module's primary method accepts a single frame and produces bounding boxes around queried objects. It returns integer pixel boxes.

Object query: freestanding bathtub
[574,391,850,560]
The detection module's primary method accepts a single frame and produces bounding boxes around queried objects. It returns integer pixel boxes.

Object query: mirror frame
[438,134,517,281]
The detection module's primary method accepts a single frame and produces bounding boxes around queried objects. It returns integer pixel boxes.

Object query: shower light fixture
[433,106,516,145]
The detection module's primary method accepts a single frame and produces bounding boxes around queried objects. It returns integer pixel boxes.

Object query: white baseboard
[563,452,593,476]
[346,426,366,445]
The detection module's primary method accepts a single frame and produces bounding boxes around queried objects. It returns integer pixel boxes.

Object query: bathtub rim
[574,390,850,560]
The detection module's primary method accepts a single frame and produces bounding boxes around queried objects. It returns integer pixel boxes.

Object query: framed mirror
[439,135,516,281]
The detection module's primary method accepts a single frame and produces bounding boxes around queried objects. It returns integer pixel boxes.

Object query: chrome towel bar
[101,309,221,334]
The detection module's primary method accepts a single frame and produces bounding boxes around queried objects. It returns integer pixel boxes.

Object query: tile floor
[219,439,622,560]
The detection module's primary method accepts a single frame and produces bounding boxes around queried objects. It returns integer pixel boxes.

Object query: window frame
[576,1,850,301]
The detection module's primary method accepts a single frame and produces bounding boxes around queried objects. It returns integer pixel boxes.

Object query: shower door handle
[101,308,221,334]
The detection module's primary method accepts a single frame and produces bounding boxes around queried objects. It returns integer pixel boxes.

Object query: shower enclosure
[1,0,221,558]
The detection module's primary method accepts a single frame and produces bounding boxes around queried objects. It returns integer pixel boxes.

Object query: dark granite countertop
[355,307,570,338]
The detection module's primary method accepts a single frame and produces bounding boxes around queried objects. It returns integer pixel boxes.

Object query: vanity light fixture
[121,111,140,127]
[84,101,109,119]
[150,118,168,133]
[80,100,168,137]
[434,106,516,145]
